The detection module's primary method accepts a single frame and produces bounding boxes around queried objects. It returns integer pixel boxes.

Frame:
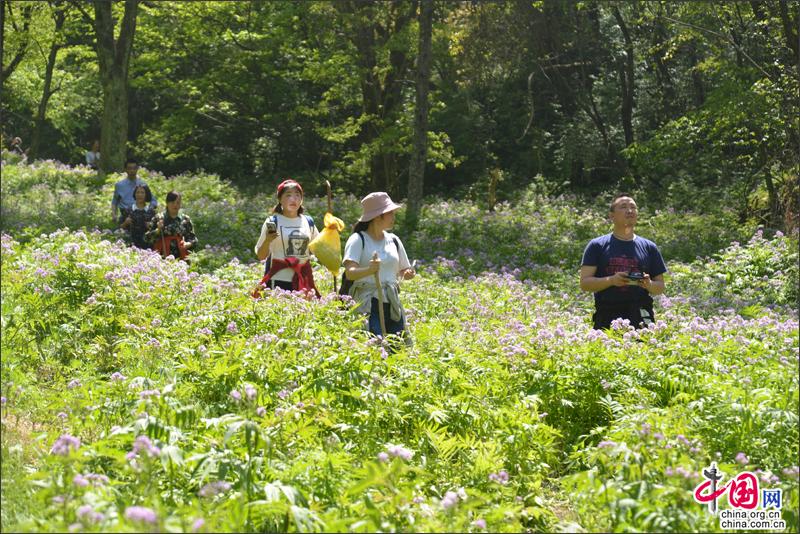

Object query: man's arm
[579,265,629,292]
[639,273,665,295]
[111,184,119,221]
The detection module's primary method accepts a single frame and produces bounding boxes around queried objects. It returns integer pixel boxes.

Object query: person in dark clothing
[120,184,155,249]
[580,194,667,330]
[145,191,197,261]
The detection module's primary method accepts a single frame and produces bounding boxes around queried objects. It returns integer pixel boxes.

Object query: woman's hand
[157,219,164,232]
[368,254,381,275]
[400,268,416,280]
[121,216,133,229]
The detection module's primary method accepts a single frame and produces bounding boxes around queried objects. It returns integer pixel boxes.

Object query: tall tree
[29,2,67,159]
[1,1,34,106]
[406,0,432,229]
[612,6,634,148]
[336,0,416,195]
[88,0,139,174]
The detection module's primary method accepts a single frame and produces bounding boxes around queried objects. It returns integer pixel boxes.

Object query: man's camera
[626,271,644,284]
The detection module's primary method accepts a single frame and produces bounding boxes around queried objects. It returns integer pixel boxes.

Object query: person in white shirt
[342,192,416,339]
[254,179,320,296]
[85,140,100,169]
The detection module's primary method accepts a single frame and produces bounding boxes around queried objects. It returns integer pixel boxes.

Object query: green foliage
[1,154,798,533]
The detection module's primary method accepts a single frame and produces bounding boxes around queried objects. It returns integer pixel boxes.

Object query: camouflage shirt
[145,211,198,258]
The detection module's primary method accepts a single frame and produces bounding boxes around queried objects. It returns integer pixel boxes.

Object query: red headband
[277,179,303,197]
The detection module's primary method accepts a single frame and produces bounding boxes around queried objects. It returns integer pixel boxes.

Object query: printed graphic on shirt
[607,255,640,293]
[283,227,309,258]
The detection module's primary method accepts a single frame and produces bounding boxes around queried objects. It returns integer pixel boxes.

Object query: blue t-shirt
[111,177,158,212]
[581,233,667,306]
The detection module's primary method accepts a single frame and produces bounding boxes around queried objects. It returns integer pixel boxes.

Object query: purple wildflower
[73,474,89,487]
[256,406,266,417]
[128,435,160,462]
[244,384,257,402]
[110,372,126,382]
[377,452,390,463]
[597,440,617,449]
[67,379,81,389]
[473,518,487,529]
[76,504,103,524]
[198,480,231,498]
[191,518,206,532]
[386,444,414,461]
[50,434,81,456]
[440,491,459,510]
[736,452,749,465]
[782,466,799,479]
[226,321,238,334]
[230,390,242,402]
[124,506,157,524]
[139,389,160,400]
[488,470,509,484]
[85,473,110,485]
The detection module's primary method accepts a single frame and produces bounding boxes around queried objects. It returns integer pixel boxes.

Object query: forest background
[1,0,798,233]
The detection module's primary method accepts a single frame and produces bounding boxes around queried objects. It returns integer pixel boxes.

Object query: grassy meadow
[1,157,798,532]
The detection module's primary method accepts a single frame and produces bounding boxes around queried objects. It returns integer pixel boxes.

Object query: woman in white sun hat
[342,192,416,339]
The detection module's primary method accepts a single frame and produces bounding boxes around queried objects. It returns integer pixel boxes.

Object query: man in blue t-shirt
[111,158,158,223]
[580,194,667,330]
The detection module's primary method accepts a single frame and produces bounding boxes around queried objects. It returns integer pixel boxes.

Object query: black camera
[626,271,644,284]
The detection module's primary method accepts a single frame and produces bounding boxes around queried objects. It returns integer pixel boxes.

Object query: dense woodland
[2,0,798,229]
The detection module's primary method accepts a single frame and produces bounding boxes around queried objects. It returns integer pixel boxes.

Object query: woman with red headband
[254,179,320,297]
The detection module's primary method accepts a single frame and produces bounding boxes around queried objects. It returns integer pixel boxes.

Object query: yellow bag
[309,212,346,276]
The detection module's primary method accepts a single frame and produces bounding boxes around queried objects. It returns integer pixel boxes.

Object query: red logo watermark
[693,462,785,530]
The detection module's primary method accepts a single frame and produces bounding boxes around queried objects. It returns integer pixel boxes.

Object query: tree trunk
[93,0,139,174]
[0,3,34,105]
[406,0,432,230]
[30,7,66,160]
[339,0,414,195]
[612,6,634,147]
[688,41,706,108]
[776,0,799,72]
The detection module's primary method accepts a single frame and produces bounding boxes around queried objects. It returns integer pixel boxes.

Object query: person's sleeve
[581,240,600,266]
[86,152,92,165]
[254,219,269,256]
[182,215,197,248]
[111,183,120,208]
[649,244,667,277]
[396,237,411,271]
[143,214,160,244]
[343,234,363,264]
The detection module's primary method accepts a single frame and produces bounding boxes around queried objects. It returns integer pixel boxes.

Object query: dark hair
[352,220,370,233]
[166,190,181,203]
[133,184,152,203]
[610,193,635,211]
[125,158,138,167]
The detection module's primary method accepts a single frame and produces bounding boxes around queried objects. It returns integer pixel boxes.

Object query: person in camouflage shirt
[145,190,197,260]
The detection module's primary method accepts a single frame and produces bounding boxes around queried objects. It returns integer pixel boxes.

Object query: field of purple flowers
[1,158,798,532]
